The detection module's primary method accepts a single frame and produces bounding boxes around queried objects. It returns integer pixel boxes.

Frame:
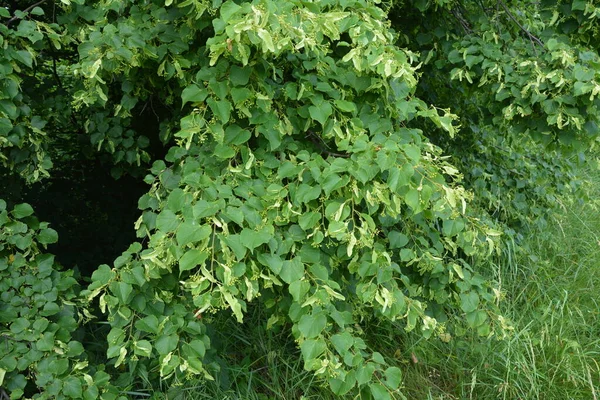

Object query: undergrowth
[181,161,600,400]
[382,162,600,400]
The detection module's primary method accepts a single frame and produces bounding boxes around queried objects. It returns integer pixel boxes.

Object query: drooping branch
[5,0,49,26]
[497,0,545,53]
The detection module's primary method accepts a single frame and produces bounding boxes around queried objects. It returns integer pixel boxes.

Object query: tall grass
[399,164,600,399]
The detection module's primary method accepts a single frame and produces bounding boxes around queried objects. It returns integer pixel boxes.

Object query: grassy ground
[397,165,600,399]
[174,165,600,400]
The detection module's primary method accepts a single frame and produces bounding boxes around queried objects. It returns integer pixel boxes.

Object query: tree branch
[5,0,49,26]
[307,131,350,158]
[497,0,545,53]
[450,7,473,35]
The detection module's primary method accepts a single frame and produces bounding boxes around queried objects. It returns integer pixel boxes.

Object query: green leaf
[0,118,12,136]
[179,249,208,272]
[403,144,420,161]
[299,211,320,230]
[384,366,402,390]
[572,0,587,10]
[12,203,34,219]
[220,0,241,22]
[327,220,346,238]
[443,219,465,237]
[91,264,113,286]
[66,341,85,357]
[185,339,206,358]
[176,222,212,246]
[257,253,283,274]
[334,99,357,113]
[279,257,304,284]
[37,228,58,245]
[134,340,153,357]
[387,165,411,192]
[223,206,245,226]
[288,279,310,302]
[32,318,49,333]
[308,102,333,125]
[223,234,247,260]
[466,310,488,328]
[160,169,181,190]
[573,64,595,82]
[329,371,356,395]
[372,351,386,364]
[155,334,179,355]
[36,332,55,352]
[357,362,376,385]
[298,312,327,339]
[15,234,32,250]
[388,231,409,248]
[112,282,133,303]
[321,174,343,196]
[62,377,83,398]
[181,84,208,106]
[14,50,32,67]
[167,189,187,212]
[300,338,327,360]
[207,98,231,124]
[41,302,60,316]
[295,184,321,204]
[30,7,44,16]
[405,188,420,212]
[460,291,480,313]
[214,143,236,159]
[574,81,594,96]
[240,228,271,250]
[369,383,391,400]
[0,8,10,18]
[229,65,251,86]
[10,318,30,334]
[193,200,222,219]
[156,210,180,232]
[135,315,159,334]
[331,331,354,355]
[224,124,251,145]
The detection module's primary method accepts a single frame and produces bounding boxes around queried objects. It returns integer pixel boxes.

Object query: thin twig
[450,8,473,34]
[0,333,19,342]
[476,0,491,17]
[46,38,64,89]
[307,131,350,158]
[497,0,545,52]
[5,0,49,26]
[0,387,10,400]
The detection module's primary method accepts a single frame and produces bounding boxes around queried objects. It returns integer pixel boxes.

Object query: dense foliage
[1,0,598,398]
